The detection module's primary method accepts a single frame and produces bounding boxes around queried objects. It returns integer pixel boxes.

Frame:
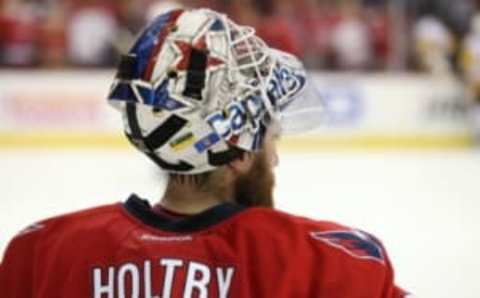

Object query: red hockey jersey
[0,194,409,298]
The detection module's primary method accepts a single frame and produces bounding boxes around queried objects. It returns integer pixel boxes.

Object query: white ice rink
[1,148,479,297]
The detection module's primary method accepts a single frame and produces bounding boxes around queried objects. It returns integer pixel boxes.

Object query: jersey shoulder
[237,207,389,266]
[237,207,349,232]
[3,203,124,257]
[26,203,121,234]
[234,208,409,297]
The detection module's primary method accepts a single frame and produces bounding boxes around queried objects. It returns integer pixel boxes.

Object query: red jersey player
[0,8,412,298]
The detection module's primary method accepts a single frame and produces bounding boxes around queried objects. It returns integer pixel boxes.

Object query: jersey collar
[123,194,247,233]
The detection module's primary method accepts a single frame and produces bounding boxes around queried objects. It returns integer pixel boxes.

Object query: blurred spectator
[0,0,42,66]
[460,14,480,83]
[0,0,475,72]
[262,0,306,57]
[40,1,66,67]
[65,0,119,67]
[408,0,472,36]
[331,0,373,70]
[364,4,390,69]
[300,0,340,69]
[413,14,454,75]
[113,0,150,56]
[460,13,480,140]
[147,0,184,22]
[230,0,303,57]
[117,0,148,33]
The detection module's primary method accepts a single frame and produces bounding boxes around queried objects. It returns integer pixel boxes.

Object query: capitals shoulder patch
[310,229,385,264]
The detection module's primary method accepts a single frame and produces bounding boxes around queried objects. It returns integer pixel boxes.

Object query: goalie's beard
[234,150,275,208]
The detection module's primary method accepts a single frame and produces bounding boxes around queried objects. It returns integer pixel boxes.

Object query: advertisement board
[0,71,473,149]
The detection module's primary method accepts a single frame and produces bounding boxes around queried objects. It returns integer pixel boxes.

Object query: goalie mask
[108,8,323,174]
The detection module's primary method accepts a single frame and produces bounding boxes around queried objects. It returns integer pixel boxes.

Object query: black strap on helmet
[145,115,188,149]
[207,147,245,167]
[125,103,194,172]
[183,48,207,100]
[116,54,137,80]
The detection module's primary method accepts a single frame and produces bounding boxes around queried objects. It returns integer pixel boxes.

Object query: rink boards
[0,71,474,150]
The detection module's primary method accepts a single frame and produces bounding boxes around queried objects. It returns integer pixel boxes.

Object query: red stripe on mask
[143,9,184,81]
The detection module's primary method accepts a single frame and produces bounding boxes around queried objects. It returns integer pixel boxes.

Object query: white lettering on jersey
[183,262,211,298]
[161,259,184,298]
[91,258,235,298]
[143,261,154,298]
[118,263,140,298]
[217,267,235,298]
[93,267,114,298]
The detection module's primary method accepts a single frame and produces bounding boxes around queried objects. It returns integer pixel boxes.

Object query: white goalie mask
[108,8,324,174]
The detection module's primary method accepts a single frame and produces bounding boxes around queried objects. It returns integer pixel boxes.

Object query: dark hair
[166,148,246,195]
[168,171,213,189]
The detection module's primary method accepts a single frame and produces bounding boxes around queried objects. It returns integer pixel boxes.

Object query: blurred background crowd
[0,0,479,74]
